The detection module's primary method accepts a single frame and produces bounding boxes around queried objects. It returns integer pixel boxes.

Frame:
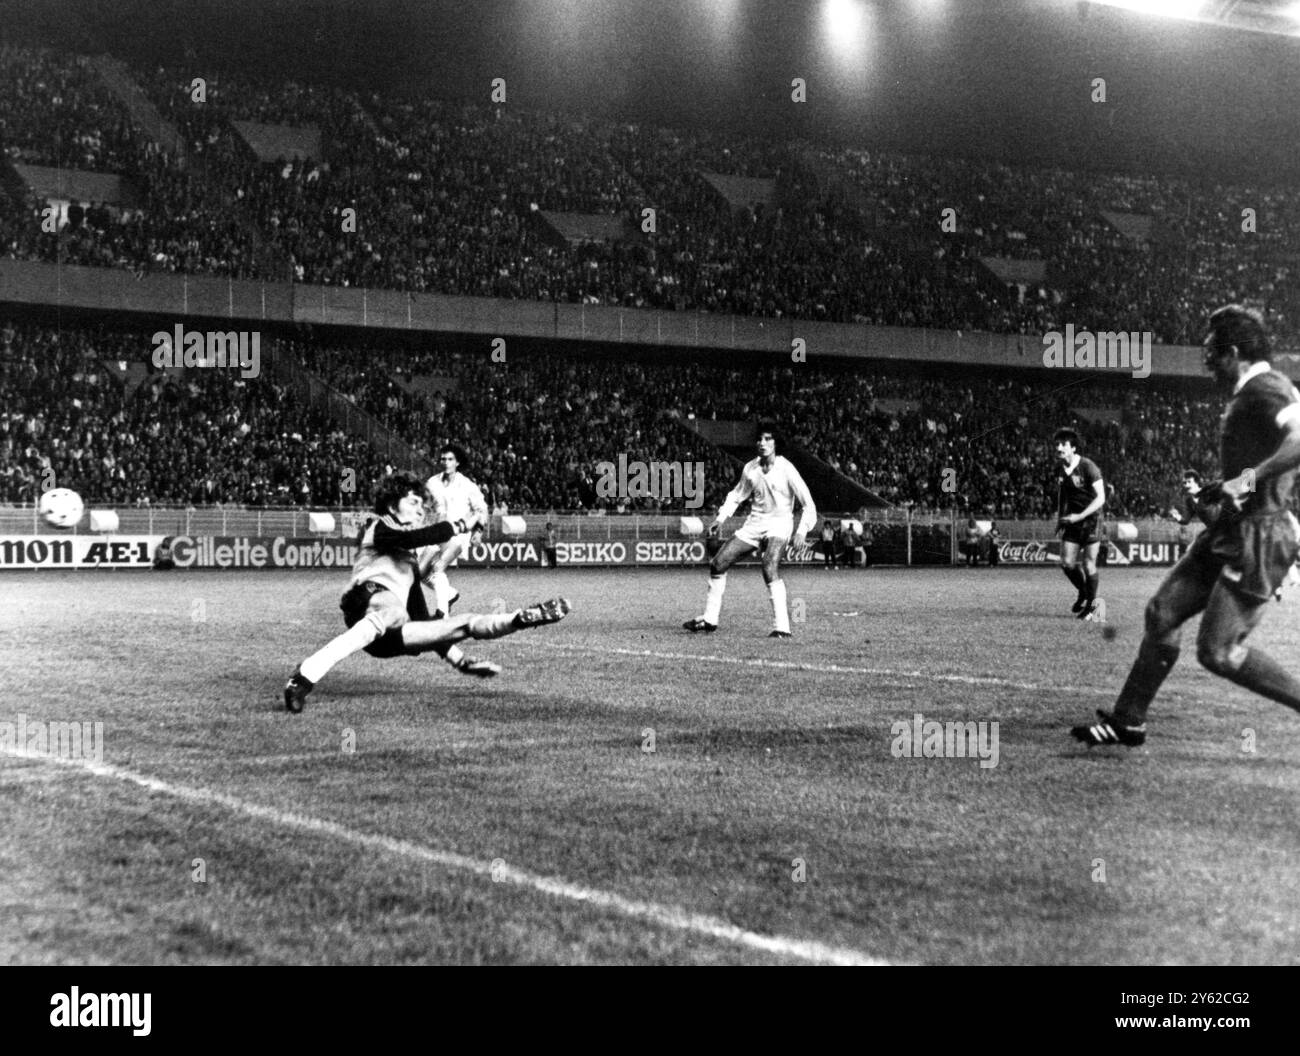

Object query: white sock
[430,570,452,614]
[703,574,727,624]
[441,643,465,666]
[300,615,383,683]
[468,613,517,638]
[769,579,789,633]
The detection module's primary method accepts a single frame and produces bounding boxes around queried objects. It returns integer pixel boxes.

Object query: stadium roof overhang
[1079,0,1300,37]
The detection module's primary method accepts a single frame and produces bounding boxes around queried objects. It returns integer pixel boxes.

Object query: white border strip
[0,746,890,966]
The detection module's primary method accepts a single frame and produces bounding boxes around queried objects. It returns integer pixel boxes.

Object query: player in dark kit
[1072,305,1300,747]
[1053,428,1106,620]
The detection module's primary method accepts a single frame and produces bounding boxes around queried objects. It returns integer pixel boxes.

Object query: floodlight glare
[823,0,869,63]
[825,0,865,41]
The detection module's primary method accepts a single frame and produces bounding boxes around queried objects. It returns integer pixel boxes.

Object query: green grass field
[3,565,1298,965]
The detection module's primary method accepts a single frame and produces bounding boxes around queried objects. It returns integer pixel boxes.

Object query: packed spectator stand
[3,45,1299,343]
[1,317,1220,519]
[0,45,1267,518]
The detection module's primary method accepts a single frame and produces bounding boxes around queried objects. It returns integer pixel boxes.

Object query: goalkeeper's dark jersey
[1221,368,1300,516]
[347,515,455,597]
[1058,457,1104,522]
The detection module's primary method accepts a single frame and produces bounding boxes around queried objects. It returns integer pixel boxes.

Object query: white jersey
[426,471,488,532]
[718,455,817,538]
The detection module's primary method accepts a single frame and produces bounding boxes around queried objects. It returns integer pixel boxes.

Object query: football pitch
[3,565,1298,966]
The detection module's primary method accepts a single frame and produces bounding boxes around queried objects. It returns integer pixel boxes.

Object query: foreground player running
[424,444,488,618]
[1072,305,1300,747]
[684,428,816,638]
[284,472,569,712]
[1054,428,1106,620]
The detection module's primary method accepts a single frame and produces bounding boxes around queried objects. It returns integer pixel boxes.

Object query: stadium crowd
[288,335,1221,519]
[3,44,1300,347]
[0,322,390,507]
[0,45,1277,520]
[0,316,1224,519]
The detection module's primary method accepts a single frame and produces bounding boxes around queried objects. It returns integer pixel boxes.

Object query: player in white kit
[684,428,817,638]
[425,444,489,618]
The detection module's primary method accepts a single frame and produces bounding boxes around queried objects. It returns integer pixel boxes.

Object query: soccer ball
[38,488,85,529]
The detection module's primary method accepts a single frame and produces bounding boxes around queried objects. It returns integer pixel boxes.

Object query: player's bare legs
[287,599,570,712]
[1055,541,1097,613]
[1105,551,1216,734]
[684,534,756,633]
[1196,581,1300,711]
[1078,548,1300,744]
[760,536,793,637]
[1078,540,1101,617]
[398,602,570,655]
[295,593,408,691]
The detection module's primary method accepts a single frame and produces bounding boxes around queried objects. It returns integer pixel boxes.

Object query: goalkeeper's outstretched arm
[374,517,468,552]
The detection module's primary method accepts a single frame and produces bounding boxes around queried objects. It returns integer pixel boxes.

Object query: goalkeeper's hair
[373,471,429,516]
[1053,427,1081,449]
[1206,304,1270,362]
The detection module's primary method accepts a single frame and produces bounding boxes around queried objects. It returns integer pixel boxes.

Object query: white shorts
[429,532,473,573]
[733,516,791,551]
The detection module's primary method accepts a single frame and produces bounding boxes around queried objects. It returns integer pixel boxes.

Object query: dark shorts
[340,582,411,658]
[1194,510,1300,603]
[1061,517,1100,548]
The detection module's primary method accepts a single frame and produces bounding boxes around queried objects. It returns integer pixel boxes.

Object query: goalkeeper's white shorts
[732,515,792,550]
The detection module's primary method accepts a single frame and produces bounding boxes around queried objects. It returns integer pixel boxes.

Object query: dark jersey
[1058,457,1104,519]
[1221,368,1300,516]
[346,515,456,597]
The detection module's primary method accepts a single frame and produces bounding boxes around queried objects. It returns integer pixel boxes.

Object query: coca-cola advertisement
[997,540,1062,564]
[996,540,1182,566]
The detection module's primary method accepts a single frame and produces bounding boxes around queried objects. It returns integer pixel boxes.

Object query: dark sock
[1112,640,1180,726]
[1063,566,1086,594]
[1225,649,1300,712]
[1085,573,1099,603]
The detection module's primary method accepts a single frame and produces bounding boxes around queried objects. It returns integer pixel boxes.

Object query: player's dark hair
[756,422,781,448]
[1206,304,1270,362]
[439,443,469,471]
[373,471,427,516]
[1053,427,1080,449]
[1182,468,1201,483]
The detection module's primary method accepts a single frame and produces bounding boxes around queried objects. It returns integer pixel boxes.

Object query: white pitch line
[0,746,888,967]
[522,641,1114,695]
